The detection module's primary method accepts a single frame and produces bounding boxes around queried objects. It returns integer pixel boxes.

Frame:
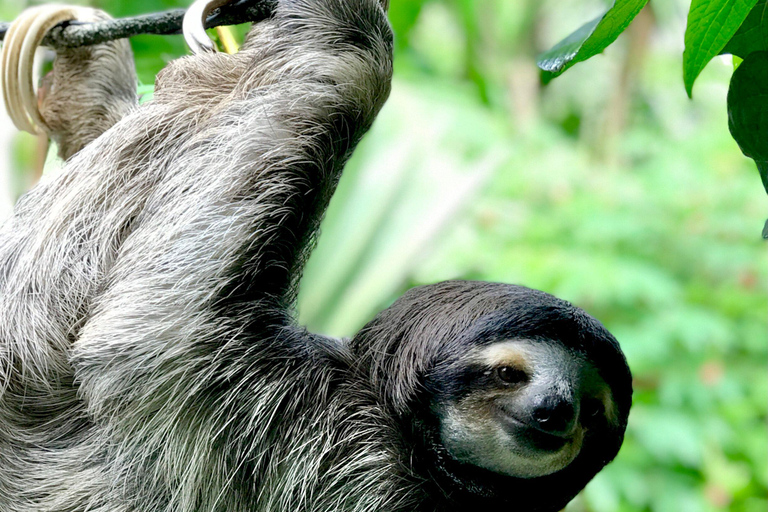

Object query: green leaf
[537,0,649,78]
[721,0,768,59]
[726,51,768,194]
[683,0,758,98]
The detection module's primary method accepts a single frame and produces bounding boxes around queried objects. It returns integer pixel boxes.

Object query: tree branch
[0,0,277,48]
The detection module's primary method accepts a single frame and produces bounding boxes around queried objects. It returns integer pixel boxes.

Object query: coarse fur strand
[0,0,413,510]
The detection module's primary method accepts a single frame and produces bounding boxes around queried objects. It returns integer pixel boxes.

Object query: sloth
[0,0,632,511]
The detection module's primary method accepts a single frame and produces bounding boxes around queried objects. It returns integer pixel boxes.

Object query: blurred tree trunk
[507,0,543,131]
[595,4,655,164]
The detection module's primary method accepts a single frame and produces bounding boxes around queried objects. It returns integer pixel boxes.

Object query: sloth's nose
[531,395,576,436]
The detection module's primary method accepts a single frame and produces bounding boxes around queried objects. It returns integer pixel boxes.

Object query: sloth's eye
[583,398,605,419]
[496,366,527,384]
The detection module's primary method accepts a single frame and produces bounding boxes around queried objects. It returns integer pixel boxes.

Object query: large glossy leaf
[727,51,768,194]
[537,0,649,78]
[721,0,768,59]
[683,0,758,98]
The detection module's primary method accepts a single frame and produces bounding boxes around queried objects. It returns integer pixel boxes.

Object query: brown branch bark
[0,0,276,48]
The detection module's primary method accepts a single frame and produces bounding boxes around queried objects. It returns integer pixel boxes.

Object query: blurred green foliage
[2,0,766,510]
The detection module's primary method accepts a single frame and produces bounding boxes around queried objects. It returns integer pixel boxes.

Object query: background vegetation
[0,0,765,510]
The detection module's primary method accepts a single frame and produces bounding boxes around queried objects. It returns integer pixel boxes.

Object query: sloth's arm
[71,0,392,430]
[39,11,138,160]
[129,0,395,311]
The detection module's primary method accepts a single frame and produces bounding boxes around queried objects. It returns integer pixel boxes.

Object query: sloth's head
[352,280,632,510]
[429,337,616,479]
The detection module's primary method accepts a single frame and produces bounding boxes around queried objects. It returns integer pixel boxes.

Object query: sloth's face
[430,340,618,478]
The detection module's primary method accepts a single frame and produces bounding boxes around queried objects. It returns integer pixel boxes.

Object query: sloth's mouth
[523,427,569,452]
[497,407,573,453]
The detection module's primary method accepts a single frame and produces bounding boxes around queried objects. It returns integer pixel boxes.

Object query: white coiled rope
[0,5,99,135]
